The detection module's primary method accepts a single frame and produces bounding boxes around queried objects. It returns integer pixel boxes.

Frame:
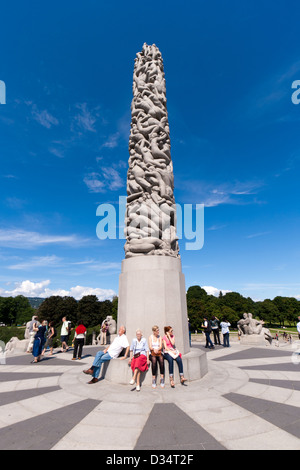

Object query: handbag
[168,349,180,359]
[151,349,161,357]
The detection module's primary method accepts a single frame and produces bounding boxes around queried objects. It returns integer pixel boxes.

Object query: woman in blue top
[32,320,47,363]
[128,329,150,391]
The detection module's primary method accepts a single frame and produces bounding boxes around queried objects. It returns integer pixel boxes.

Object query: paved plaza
[0,341,300,450]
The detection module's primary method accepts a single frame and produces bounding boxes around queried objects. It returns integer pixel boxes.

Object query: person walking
[32,320,47,363]
[100,320,108,345]
[188,318,192,347]
[220,319,231,347]
[202,317,215,349]
[297,316,300,340]
[211,316,221,346]
[60,317,70,352]
[149,325,165,389]
[73,320,87,360]
[41,321,56,356]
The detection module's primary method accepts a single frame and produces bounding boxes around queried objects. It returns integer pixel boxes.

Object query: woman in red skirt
[128,329,150,391]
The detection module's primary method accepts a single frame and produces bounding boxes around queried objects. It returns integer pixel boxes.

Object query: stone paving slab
[0,343,299,450]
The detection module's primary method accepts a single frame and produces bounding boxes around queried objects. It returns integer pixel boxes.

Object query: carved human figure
[125,43,179,259]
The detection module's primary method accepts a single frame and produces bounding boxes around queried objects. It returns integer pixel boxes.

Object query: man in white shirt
[60,317,70,352]
[83,325,129,384]
[220,320,231,347]
[297,316,300,339]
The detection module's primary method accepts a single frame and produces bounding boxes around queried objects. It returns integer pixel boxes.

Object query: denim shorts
[61,335,68,343]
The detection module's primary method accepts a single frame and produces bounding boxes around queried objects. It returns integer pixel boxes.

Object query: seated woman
[148,325,165,389]
[128,329,150,392]
[162,326,187,388]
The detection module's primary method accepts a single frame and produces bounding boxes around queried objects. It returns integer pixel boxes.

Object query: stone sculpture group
[237,313,273,345]
[125,43,179,259]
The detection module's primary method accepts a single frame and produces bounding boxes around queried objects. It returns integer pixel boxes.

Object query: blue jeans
[205,332,214,348]
[164,353,184,376]
[223,333,230,347]
[92,350,112,378]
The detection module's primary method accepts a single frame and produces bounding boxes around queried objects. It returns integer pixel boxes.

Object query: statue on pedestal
[238,313,272,345]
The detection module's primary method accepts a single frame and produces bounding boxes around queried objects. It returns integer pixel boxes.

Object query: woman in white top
[148,325,165,389]
[128,330,150,392]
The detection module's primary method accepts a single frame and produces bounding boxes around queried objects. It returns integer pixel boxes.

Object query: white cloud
[202,286,231,297]
[73,103,99,132]
[84,167,124,193]
[0,279,116,301]
[182,180,265,207]
[7,255,62,270]
[102,167,124,190]
[246,231,271,239]
[0,229,89,249]
[0,280,51,297]
[31,105,59,129]
[5,197,27,210]
[83,172,106,193]
[102,132,120,148]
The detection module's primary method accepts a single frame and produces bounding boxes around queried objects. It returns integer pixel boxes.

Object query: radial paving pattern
[0,344,300,450]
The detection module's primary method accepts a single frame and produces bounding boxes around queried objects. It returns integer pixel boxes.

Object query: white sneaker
[152,381,157,389]
[136,385,140,392]
[129,379,135,385]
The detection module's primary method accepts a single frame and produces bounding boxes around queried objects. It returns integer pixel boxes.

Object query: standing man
[83,325,129,384]
[220,319,231,348]
[188,318,192,347]
[297,316,300,340]
[60,317,70,352]
[202,317,215,349]
[211,316,221,346]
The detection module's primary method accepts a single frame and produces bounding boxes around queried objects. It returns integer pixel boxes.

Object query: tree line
[187,286,300,332]
[0,286,299,331]
[0,295,118,328]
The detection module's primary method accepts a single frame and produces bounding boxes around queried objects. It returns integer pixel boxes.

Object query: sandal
[180,377,187,384]
[170,378,175,388]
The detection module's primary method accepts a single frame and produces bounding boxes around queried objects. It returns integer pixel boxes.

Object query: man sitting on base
[83,325,129,384]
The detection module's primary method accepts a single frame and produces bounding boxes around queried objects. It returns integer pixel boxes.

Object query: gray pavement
[0,341,300,450]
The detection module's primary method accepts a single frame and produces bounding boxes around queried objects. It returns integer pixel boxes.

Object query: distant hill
[27,297,45,309]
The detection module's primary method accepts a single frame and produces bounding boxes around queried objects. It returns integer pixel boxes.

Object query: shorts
[61,335,68,343]
[45,337,54,348]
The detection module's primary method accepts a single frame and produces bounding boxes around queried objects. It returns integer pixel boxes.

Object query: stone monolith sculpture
[112,44,207,386]
[124,43,179,259]
[116,43,191,356]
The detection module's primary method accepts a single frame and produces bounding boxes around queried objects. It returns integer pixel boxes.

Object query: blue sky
[0,0,300,302]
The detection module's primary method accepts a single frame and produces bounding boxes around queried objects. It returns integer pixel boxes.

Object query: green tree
[38,296,77,326]
[111,296,118,322]
[77,295,102,327]
[0,296,34,325]
[14,296,35,325]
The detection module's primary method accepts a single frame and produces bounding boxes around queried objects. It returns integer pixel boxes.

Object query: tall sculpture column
[118,43,189,354]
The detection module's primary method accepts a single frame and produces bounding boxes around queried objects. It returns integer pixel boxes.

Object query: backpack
[205,320,212,333]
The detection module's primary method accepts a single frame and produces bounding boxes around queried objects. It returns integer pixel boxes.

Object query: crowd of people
[26,315,87,363]
[83,324,188,391]
[25,314,234,390]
